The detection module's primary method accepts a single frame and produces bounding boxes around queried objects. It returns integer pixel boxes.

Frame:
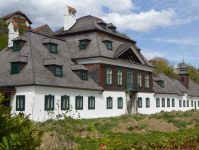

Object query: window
[50,43,57,54]
[167,98,170,107]
[137,72,142,88]
[112,27,116,32]
[181,76,184,82]
[45,95,54,111]
[76,96,83,110]
[179,100,182,107]
[88,96,95,109]
[162,98,165,107]
[107,41,112,50]
[172,99,175,107]
[116,68,123,86]
[54,66,62,77]
[107,97,112,109]
[106,66,113,86]
[191,101,193,107]
[198,101,199,107]
[13,41,21,51]
[11,63,19,74]
[145,73,150,89]
[146,98,150,108]
[138,97,142,108]
[79,40,87,49]
[161,81,164,88]
[118,97,123,109]
[16,95,25,111]
[187,100,189,107]
[183,100,186,107]
[102,24,106,29]
[81,70,88,80]
[61,95,70,110]
[156,98,160,107]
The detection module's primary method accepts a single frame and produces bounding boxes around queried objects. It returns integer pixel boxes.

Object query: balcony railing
[126,83,141,91]
[13,17,26,23]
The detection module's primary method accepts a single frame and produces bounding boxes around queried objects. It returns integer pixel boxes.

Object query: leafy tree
[0,35,8,50]
[19,25,27,35]
[152,56,170,66]
[121,33,130,39]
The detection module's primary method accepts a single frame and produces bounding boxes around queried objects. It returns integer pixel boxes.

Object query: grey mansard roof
[153,73,199,97]
[0,30,103,91]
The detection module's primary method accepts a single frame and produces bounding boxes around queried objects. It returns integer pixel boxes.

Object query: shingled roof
[0,30,103,91]
[153,73,199,96]
[52,15,136,43]
[2,10,32,24]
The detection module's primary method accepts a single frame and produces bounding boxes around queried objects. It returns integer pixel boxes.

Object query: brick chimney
[7,23,19,47]
[179,60,189,89]
[64,5,77,31]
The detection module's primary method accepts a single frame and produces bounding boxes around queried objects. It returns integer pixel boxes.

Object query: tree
[0,35,8,50]
[19,25,27,35]
[121,33,130,39]
[152,57,170,66]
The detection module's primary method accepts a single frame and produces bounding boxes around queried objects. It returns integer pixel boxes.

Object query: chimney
[8,23,19,47]
[179,60,189,89]
[64,5,77,31]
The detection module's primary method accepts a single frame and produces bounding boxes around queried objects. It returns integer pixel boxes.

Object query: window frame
[112,27,116,32]
[172,99,175,107]
[105,66,113,86]
[61,95,70,110]
[137,72,142,88]
[156,98,160,107]
[45,95,54,111]
[187,100,189,107]
[167,98,170,107]
[138,97,142,108]
[179,100,182,107]
[81,70,88,80]
[118,97,123,109]
[75,95,83,110]
[16,95,25,111]
[11,63,20,74]
[162,98,165,107]
[79,40,87,49]
[161,81,164,88]
[146,98,150,108]
[181,76,185,82]
[191,101,193,107]
[145,73,150,89]
[102,23,106,29]
[116,68,123,86]
[198,101,199,107]
[107,96,113,109]
[183,100,186,107]
[50,43,57,54]
[107,41,112,50]
[54,65,62,77]
[13,41,21,51]
[88,96,95,110]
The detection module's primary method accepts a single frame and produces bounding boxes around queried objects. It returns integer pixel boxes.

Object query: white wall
[11,86,126,121]
[137,92,199,114]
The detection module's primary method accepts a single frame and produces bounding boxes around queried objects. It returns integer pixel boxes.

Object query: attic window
[107,41,112,50]
[102,24,106,29]
[13,41,21,51]
[50,43,57,54]
[79,40,87,49]
[81,70,88,80]
[112,27,116,32]
[161,81,164,88]
[11,63,19,74]
[54,65,62,77]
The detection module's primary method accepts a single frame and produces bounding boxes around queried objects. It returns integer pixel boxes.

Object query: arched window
[116,68,123,86]
[181,76,184,82]
[145,73,149,88]
[106,66,113,85]
[137,72,142,87]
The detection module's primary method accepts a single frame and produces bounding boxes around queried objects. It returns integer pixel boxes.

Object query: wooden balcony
[13,17,26,23]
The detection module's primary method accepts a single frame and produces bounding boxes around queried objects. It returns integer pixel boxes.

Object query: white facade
[11,86,126,121]
[7,23,19,47]
[64,6,76,31]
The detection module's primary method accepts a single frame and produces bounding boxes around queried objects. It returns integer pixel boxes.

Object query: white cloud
[0,0,196,32]
[142,52,164,60]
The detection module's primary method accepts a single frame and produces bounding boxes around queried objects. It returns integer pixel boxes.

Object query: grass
[132,114,146,121]
[127,126,134,131]
[174,120,187,128]
[140,124,148,129]
[195,123,199,127]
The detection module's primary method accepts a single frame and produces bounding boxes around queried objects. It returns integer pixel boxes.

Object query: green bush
[167,118,174,123]
[140,124,148,129]
[0,35,8,51]
[94,122,100,128]
[0,93,44,150]
[19,25,27,35]
[127,126,134,131]
[174,120,186,128]
[187,121,193,125]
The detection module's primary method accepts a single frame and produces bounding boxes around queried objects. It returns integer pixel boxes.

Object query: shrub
[167,118,175,123]
[0,35,8,51]
[174,120,186,128]
[0,92,44,150]
[19,25,27,35]
[127,126,134,131]
[94,122,100,128]
[187,121,193,125]
[140,124,148,129]
[195,123,199,128]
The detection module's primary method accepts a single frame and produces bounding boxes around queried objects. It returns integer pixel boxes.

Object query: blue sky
[0,0,198,68]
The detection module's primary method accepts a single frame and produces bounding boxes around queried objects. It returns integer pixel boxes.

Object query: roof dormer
[102,37,113,50]
[42,38,58,54]
[107,23,117,33]
[44,58,63,77]
[79,36,91,50]
[12,35,27,51]
[97,19,107,29]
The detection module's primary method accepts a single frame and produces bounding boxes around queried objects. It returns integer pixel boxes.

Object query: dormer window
[54,65,62,77]
[50,43,57,54]
[107,41,112,50]
[81,70,88,80]
[102,24,106,29]
[161,81,164,87]
[11,63,19,74]
[13,41,21,51]
[79,40,87,49]
[112,27,116,32]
